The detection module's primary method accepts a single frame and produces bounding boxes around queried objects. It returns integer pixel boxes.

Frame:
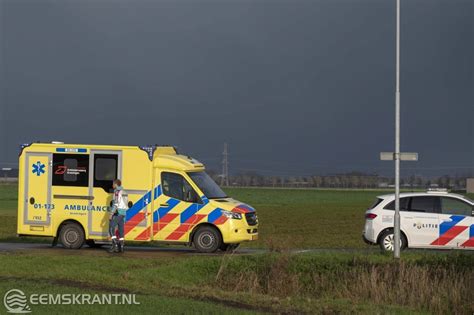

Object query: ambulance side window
[93,154,118,193]
[52,154,89,187]
[161,172,201,203]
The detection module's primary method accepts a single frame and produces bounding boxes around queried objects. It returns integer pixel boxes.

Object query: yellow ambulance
[17,142,258,252]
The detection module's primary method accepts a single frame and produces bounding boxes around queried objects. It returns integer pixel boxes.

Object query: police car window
[410,196,439,213]
[161,172,201,203]
[369,198,383,209]
[93,154,118,192]
[383,197,409,211]
[52,154,89,187]
[441,198,472,216]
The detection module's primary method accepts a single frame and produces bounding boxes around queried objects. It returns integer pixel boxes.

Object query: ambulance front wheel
[59,223,85,249]
[193,226,221,253]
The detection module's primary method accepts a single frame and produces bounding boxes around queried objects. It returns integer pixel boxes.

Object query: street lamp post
[379,0,418,259]
[394,0,401,259]
[381,0,421,258]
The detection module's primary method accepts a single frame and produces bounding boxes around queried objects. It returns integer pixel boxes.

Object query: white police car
[363,189,474,251]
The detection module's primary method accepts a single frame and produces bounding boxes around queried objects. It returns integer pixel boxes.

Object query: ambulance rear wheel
[193,226,221,253]
[59,223,85,249]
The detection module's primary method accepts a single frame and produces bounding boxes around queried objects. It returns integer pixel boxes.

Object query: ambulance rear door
[23,152,53,235]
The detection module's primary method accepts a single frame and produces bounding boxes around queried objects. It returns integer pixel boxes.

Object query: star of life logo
[32,162,45,176]
[3,288,140,313]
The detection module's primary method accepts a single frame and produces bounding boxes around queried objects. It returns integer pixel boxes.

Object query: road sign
[380,152,418,161]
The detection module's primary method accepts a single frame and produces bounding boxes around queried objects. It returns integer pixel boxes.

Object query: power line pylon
[221,142,229,186]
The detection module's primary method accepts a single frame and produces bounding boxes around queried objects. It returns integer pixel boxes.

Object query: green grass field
[227,187,385,248]
[0,183,473,314]
[0,183,434,248]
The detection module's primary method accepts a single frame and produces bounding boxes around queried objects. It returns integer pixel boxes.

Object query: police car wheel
[378,230,407,252]
[59,223,85,249]
[193,226,221,253]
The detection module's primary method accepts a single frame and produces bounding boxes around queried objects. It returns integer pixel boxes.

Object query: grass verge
[0,250,472,314]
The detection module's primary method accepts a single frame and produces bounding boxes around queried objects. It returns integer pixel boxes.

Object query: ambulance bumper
[222,218,259,243]
[224,227,259,243]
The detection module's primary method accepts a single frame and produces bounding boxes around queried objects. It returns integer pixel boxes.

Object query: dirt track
[0,242,268,258]
[0,242,376,258]
[0,242,470,258]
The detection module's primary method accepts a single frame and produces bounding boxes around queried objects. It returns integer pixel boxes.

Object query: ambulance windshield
[188,172,228,199]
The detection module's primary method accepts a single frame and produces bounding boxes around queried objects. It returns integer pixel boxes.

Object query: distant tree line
[208,171,470,190]
[0,167,470,190]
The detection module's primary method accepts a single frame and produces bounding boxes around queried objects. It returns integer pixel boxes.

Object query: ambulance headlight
[222,210,242,220]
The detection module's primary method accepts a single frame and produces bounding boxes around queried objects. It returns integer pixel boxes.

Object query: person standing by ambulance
[108,179,128,253]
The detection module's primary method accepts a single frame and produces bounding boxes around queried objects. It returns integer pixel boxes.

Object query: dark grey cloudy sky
[0,0,472,176]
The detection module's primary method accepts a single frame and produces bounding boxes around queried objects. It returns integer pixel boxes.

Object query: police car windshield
[187,172,228,199]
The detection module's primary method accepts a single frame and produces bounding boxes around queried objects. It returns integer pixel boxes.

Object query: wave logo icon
[3,289,31,313]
